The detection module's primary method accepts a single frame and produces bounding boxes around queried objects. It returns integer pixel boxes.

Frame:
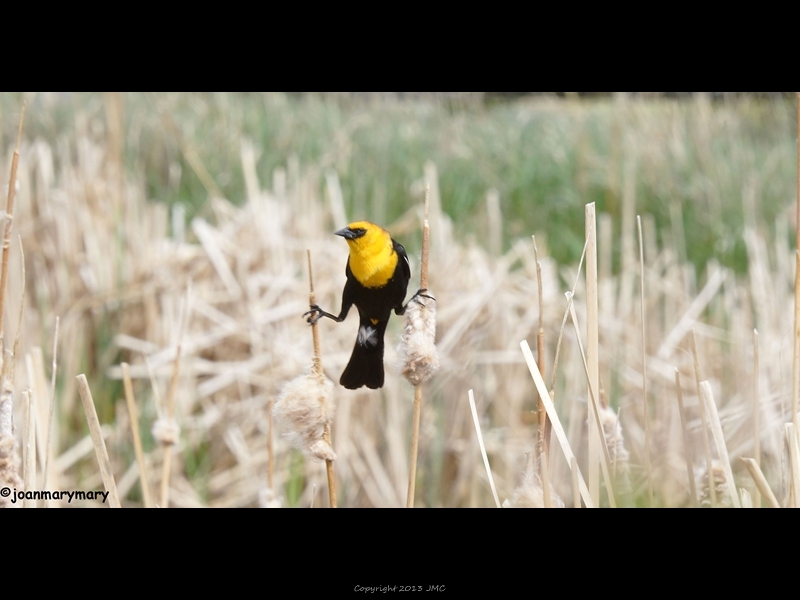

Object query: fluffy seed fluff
[0,384,22,508]
[506,467,565,508]
[259,487,282,508]
[272,370,336,462]
[152,418,180,446]
[599,405,632,502]
[399,293,439,386]
[697,460,731,508]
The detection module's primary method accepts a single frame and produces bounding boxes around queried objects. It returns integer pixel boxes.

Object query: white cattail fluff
[259,487,282,508]
[0,384,22,508]
[399,293,439,386]
[599,405,632,502]
[152,418,181,446]
[508,468,565,508]
[697,460,731,508]
[272,370,336,462]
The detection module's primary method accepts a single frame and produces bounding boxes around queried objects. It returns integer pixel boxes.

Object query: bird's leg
[304,304,342,325]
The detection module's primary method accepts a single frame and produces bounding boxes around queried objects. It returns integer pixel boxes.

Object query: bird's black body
[338,239,411,389]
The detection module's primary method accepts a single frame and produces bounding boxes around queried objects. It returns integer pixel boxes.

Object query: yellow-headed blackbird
[305,221,428,390]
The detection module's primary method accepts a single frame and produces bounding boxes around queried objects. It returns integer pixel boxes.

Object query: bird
[305,221,429,390]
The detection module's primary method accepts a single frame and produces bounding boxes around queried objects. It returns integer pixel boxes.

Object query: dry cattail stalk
[122,363,153,508]
[159,283,192,509]
[507,466,565,508]
[674,369,698,507]
[549,224,591,393]
[272,368,336,462]
[787,423,800,507]
[42,317,59,493]
[740,458,780,508]
[566,294,617,508]
[0,101,25,350]
[76,375,121,508]
[532,236,550,469]
[304,250,336,506]
[23,390,35,508]
[404,186,437,508]
[584,203,601,506]
[468,390,501,508]
[700,381,741,508]
[691,331,717,507]
[794,91,800,431]
[638,215,654,507]
[752,329,761,508]
[521,340,594,508]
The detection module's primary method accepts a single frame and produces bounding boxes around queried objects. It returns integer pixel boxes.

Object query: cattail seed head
[399,294,439,386]
[152,418,180,446]
[273,369,336,462]
[697,460,731,508]
[599,405,632,501]
[0,382,22,508]
[507,467,565,508]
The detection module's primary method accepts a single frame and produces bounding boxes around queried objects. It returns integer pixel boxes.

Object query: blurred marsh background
[0,92,796,507]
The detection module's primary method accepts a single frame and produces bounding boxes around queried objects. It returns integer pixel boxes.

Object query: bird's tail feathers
[340,317,387,390]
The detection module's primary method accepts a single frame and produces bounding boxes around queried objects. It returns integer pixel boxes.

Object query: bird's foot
[304,304,323,324]
[411,288,435,304]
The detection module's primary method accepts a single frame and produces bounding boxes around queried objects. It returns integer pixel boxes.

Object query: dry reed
[531,236,549,466]
[468,390,500,508]
[586,203,600,505]
[307,250,336,507]
[76,375,121,508]
[674,369,698,507]
[0,102,25,348]
[403,188,436,508]
[793,92,800,431]
[638,216,654,506]
[122,362,152,507]
[740,458,780,508]
[23,390,35,507]
[521,340,593,508]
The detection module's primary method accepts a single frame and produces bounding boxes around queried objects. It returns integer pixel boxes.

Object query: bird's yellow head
[335,221,397,288]
[335,221,390,250]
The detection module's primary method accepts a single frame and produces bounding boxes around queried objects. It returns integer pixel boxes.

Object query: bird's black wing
[393,240,411,282]
[335,257,358,321]
[391,239,413,316]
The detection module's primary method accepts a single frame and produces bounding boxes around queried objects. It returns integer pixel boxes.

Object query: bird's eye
[353,228,367,237]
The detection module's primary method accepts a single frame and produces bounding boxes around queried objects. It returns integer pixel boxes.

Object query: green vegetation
[3,92,794,275]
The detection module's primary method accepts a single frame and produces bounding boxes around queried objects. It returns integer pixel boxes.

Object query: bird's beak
[335,227,357,240]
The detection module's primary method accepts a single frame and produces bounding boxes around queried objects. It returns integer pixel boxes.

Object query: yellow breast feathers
[344,221,399,288]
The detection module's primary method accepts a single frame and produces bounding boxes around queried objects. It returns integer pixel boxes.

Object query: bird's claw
[411,288,435,304]
[304,304,322,324]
